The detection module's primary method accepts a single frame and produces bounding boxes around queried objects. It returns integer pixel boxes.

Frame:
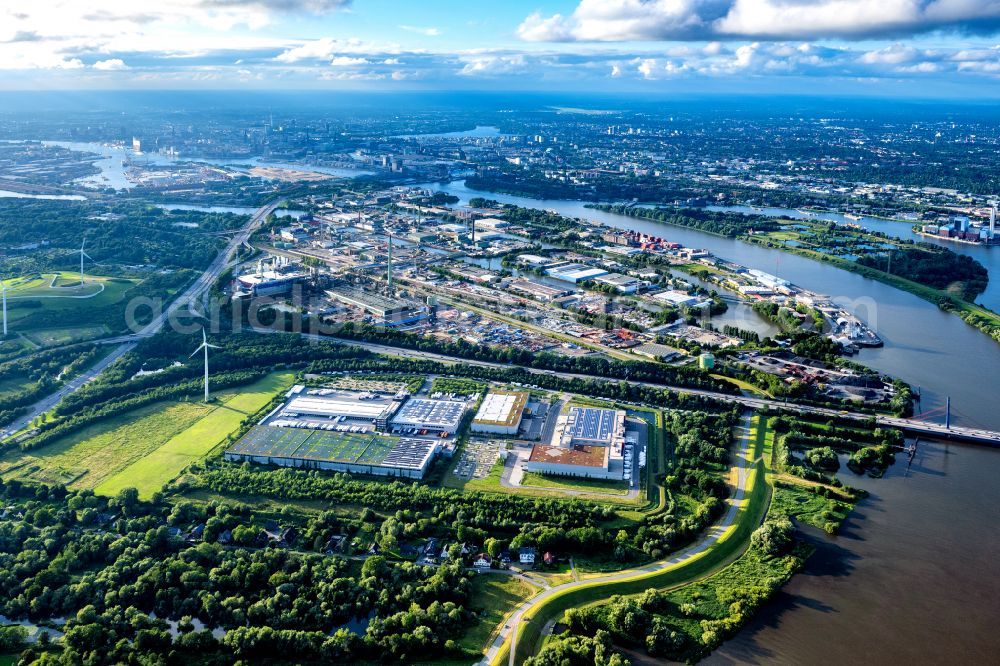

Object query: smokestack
[387,234,393,295]
[991,206,996,237]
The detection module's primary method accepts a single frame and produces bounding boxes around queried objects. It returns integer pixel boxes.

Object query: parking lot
[452,438,503,481]
[518,400,550,441]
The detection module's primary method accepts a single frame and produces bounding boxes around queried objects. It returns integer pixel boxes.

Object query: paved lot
[452,438,502,481]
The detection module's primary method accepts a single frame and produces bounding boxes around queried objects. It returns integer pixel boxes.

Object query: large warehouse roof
[285,395,390,419]
[528,444,608,468]
[473,391,528,428]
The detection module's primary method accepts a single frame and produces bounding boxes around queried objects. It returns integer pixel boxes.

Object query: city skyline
[1,1,1000,95]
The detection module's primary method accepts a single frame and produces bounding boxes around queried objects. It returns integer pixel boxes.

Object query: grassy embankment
[0,372,294,498]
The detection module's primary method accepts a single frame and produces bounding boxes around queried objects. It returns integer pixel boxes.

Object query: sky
[2,0,1000,96]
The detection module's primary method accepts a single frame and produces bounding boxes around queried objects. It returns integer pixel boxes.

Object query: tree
[804,446,840,471]
[0,625,28,653]
[750,516,794,557]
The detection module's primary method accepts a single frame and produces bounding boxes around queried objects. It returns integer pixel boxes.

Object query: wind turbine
[190,329,221,402]
[79,239,93,286]
[1,279,7,337]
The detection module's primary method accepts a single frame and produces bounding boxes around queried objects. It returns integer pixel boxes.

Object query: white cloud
[330,56,369,66]
[518,0,1000,42]
[93,58,129,70]
[399,25,441,37]
[458,54,528,77]
[860,44,919,65]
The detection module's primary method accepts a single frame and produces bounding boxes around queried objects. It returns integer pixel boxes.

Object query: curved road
[479,412,760,666]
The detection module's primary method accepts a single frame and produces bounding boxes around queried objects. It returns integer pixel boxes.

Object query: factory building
[652,290,710,308]
[552,406,627,452]
[281,392,404,432]
[507,279,572,302]
[516,254,554,268]
[525,405,628,480]
[592,273,648,294]
[325,286,428,327]
[236,271,308,297]
[471,390,529,435]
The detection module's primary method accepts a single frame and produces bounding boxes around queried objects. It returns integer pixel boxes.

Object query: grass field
[520,472,630,496]
[2,272,138,321]
[0,372,293,497]
[1,272,141,344]
[96,372,295,498]
[459,576,539,657]
[0,401,217,489]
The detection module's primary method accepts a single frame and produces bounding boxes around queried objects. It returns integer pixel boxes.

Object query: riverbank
[599,204,1000,346]
[749,237,1000,344]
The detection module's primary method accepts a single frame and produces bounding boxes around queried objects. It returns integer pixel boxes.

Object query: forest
[0,199,248,276]
[0,480,486,665]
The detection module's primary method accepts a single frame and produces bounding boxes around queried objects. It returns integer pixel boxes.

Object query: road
[1,200,280,441]
[480,412,759,666]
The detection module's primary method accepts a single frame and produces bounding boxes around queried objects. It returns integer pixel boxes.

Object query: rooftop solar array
[568,407,617,443]
[381,438,438,470]
[391,398,467,430]
[229,426,388,463]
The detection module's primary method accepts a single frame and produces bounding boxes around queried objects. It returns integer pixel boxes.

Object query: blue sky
[2,1,1000,95]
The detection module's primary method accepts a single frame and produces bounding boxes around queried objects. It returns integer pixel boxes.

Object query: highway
[481,412,760,666]
[1,200,280,441]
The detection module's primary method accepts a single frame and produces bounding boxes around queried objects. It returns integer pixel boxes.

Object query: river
[39,141,373,190]
[709,438,1000,665]
[415,180,1000,664]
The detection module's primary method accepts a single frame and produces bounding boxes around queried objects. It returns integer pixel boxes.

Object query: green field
[0,372,293,497]
[96,372,295,498]
[1,272,141,343]
[0,400,218,489]
[520,472,630,496]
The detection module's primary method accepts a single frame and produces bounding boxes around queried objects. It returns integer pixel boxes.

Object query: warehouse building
[325,286,428,327]
[390,398,467,435]
[545,263,609,283]
[471,390,529,435]
[524,444,619,480]
[225,428,439,479]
